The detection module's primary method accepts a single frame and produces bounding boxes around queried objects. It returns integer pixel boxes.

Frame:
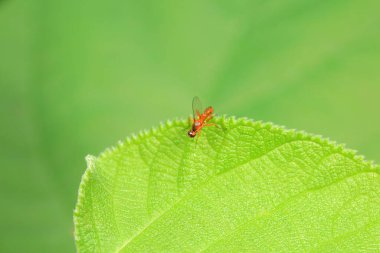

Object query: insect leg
[196,128,202,142]
[204,123,218,127]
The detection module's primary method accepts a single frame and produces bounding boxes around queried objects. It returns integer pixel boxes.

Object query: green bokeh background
[1,0,379,252]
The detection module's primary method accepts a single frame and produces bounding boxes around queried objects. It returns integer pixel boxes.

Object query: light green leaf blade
[74,117,380,252]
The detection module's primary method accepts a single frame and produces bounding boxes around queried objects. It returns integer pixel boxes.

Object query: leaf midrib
[115,139,326,252]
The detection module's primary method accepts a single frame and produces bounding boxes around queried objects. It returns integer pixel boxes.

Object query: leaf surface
[74,117,380,252]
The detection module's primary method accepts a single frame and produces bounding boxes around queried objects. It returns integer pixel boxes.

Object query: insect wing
[192,96,203,119]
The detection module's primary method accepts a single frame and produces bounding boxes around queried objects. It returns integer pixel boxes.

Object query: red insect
[188,96,216,138]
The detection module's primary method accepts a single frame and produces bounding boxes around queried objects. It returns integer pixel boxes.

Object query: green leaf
[74,117,380,252]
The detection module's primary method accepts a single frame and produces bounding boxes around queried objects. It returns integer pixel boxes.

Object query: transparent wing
[192,96,203,119]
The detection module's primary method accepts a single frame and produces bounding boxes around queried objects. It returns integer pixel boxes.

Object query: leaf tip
[85,155,97,171]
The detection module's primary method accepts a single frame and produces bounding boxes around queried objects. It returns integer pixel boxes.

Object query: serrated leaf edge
[73,116,378,251]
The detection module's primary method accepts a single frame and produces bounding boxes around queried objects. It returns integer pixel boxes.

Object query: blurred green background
[1,0,379,252]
